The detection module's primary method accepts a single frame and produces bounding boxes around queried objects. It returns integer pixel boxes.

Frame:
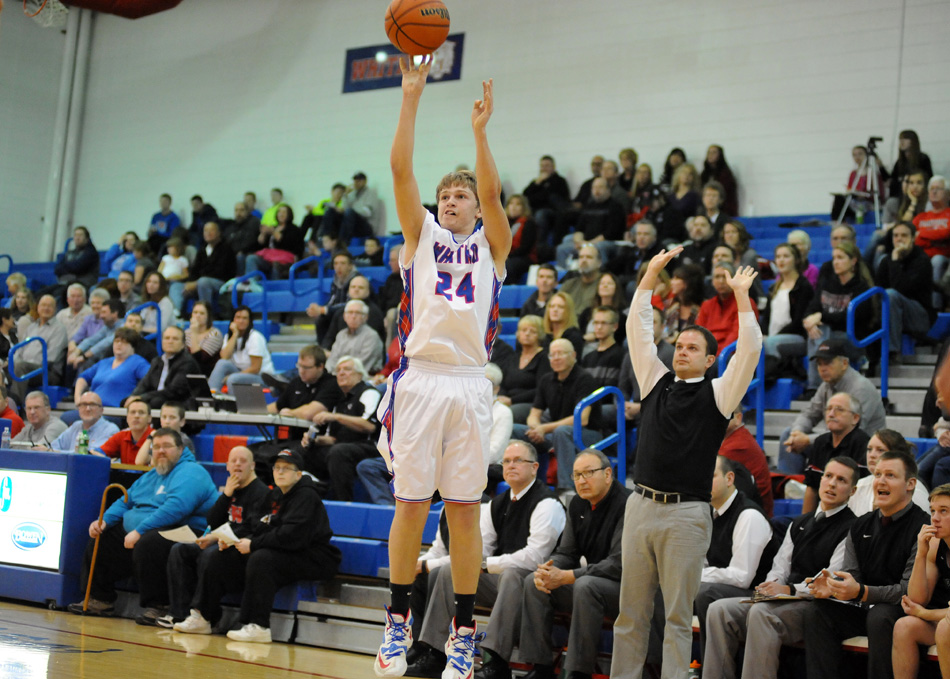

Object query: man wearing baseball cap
[320,171,384,241]
[777,337,886,474]
[170,448,341,644]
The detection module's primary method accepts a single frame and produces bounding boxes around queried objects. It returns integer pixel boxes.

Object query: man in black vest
[703,457,860,679]
[611,248,762,679]
[694,456,773,651]
[406,441,565,678]
[476,449,631,679]
[804,448,929,679]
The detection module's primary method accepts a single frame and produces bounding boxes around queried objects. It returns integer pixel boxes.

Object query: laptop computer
[231,382,271,415]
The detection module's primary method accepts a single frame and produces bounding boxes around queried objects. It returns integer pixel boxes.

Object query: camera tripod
[836,137,884,227]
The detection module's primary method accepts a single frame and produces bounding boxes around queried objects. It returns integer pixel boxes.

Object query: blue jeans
[356,456,394,505]
[763,334,806,360]
[885,288,931,350]
[208,358,269,392]
[918,444,950,490]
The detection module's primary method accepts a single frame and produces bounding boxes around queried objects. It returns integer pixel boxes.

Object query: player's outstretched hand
[725,265,759,294]
[472,78,494,132]
[399,54,432,97]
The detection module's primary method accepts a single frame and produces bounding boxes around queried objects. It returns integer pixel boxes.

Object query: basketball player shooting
[374,55,510,679]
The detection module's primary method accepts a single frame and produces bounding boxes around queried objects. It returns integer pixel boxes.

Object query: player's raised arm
[471,78,510,272]
[391,55,433,259]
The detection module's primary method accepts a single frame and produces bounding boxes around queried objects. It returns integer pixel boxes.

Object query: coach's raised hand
[725,264,759,313]
[637,247,683,292]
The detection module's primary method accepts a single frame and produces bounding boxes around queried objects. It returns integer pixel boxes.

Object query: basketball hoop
[23,0,69,28]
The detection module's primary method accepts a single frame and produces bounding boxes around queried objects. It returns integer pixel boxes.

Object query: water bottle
[688,660,702,678]
[77,429,89,455]
[1,427,10,449]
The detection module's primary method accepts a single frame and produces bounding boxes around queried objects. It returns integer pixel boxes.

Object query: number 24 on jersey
[434,272,475,304]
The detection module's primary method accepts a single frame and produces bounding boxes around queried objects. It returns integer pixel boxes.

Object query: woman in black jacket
[802,241,874,388]
[497,314,550,424]
[760,243,813,374]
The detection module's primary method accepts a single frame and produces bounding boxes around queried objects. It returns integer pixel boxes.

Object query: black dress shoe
[522,665,556,679]
[405,647,447,678]
[474,657,512,679]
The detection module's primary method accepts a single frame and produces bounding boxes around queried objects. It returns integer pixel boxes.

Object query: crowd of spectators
[2,137,950,670]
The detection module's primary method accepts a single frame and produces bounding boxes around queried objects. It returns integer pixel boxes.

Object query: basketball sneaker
[442,619,484,679]
[227,623,272,643]
[173,609,212,635]
[375,607,413,677]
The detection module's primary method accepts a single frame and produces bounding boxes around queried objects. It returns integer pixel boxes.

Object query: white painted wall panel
[0,13,65,262]
[1,0,948,259]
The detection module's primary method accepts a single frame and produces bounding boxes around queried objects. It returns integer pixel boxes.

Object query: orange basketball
[384,0,450,56]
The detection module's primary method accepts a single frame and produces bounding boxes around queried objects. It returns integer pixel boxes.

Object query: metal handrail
[229,271,270,339]
[0,255,13,275]
[847,286,889,399]
[718,340,767,448]
[289,254,327,301]
[127,301,162,351]
[9,336,50,392]
[572,386,627,481]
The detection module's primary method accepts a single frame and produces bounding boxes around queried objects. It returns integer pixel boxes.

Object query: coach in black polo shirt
[266,345,343,426]
[804,448,928,679]
[513,338,600,490]
[803,391,870,514]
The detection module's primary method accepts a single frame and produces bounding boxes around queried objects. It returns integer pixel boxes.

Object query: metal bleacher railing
[718,339,766,448]
[847,286,889,400]
[572,386,627,481]
[8,336,68,404]
[229,271,270,339]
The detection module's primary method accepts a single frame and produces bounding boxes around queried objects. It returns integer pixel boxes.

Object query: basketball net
[23,0,69,28]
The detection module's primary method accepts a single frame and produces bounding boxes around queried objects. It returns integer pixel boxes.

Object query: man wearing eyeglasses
[45,391,119,453]
[476,449,629,679]
[405,441,565,677]
[266,345,342,420]
[802,392,870,514]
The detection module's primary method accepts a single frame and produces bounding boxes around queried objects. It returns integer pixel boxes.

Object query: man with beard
[67,429,218,623]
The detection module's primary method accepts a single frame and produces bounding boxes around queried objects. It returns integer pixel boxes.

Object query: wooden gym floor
[0,599,375,679]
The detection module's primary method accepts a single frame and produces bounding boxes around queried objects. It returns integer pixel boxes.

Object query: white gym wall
[2,0,949,262]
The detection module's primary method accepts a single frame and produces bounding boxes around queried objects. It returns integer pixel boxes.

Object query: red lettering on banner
[351,60,368,81]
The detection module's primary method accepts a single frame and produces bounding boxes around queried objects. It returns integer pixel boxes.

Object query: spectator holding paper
[159,445,269,630]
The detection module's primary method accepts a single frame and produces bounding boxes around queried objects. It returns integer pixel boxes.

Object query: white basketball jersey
[397,212,504,367]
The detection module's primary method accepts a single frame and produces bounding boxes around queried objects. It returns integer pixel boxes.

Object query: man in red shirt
[0,381,25,438]
[718,407,774,517]
[95,399,153,464]
[696,262,759,356]
[913,175,950,257]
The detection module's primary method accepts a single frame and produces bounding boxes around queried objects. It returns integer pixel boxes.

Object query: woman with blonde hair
[496,314,550,423]
[669,162,701,218]
[542,291,583,357]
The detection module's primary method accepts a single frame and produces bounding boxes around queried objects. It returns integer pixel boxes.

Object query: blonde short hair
[436,170,478,205]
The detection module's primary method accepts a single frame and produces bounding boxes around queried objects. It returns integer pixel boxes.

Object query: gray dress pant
[519,572,620,674]
[703,597,810,679]
[479,567,533,660]
[419,565,500,650]
[610,493,712,679]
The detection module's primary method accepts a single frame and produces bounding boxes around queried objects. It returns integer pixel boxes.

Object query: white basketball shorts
[377,357,492,503]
